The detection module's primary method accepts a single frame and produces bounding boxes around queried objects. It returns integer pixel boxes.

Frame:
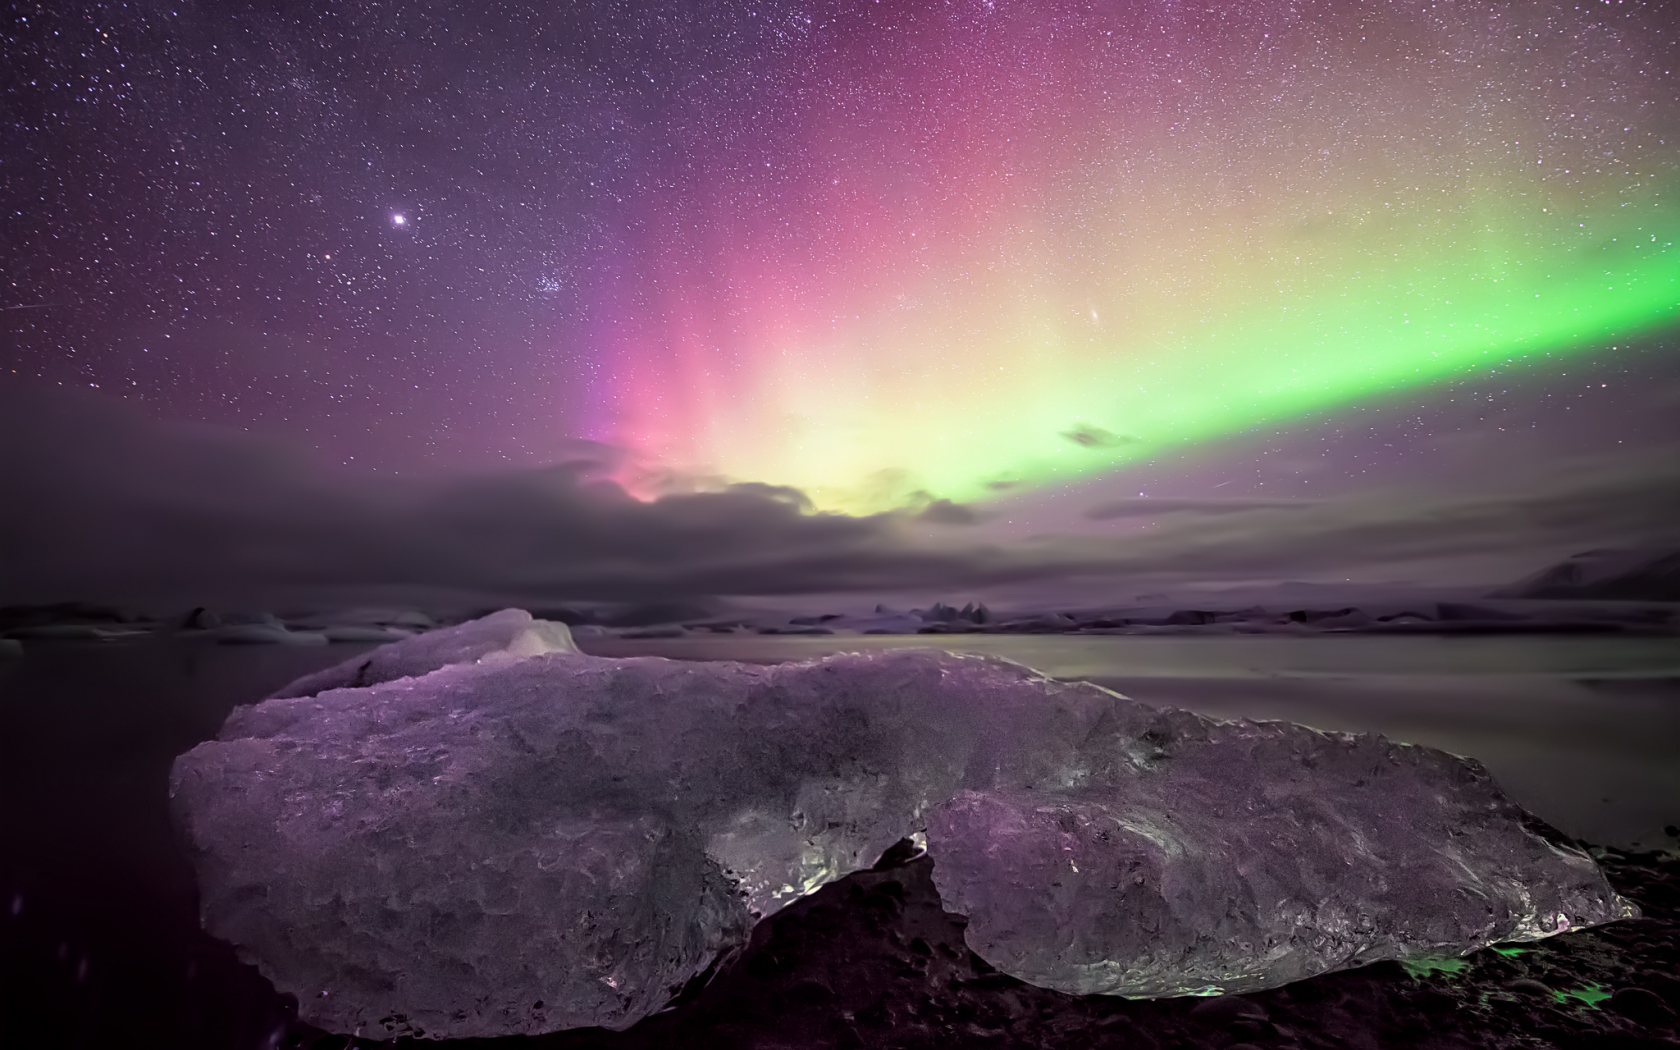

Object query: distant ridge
[1493,548,1680,601]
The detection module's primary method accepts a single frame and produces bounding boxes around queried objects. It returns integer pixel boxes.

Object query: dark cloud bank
[3,381,1677,611]
[1084,497,1325,520]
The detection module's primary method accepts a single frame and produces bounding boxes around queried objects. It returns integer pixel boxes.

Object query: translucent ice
[169,613,1636,1039]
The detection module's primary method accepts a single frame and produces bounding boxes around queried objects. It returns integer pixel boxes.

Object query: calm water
[579,631,1680,680]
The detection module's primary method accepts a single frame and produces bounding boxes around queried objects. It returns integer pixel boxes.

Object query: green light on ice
[1554,983,1613,1009]
[1400,956,1472,980]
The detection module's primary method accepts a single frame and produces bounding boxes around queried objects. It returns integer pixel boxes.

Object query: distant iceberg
[1494,547,1680,601]
[169,611,1637,1040]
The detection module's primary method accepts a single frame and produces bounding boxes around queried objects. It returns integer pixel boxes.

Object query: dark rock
[961,973,1020,991]
[178,606,223,630]
[0,601,144,630]
[1642,973,1680,1010]
[5,623,121,640]
[912,602,992,626]
[786,978,835,1005]
[871,880,905,902]
[1610,987,1679,1027]
[1189,994,1269,1025]
[871,837,927,870]
[1287,608,1357,624]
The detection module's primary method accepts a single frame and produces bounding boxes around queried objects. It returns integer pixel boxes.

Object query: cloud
[1058,452,1680,583]
[3,379,1676,608]
[918,499,982,526]
[1085,497,1323,520]
[1061,424,1140,449]
[0,381,950,606]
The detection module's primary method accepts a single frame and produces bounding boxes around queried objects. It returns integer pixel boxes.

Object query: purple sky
[3,0,1677,609]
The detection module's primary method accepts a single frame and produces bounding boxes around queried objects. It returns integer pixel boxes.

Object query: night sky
[4,0,1678,606]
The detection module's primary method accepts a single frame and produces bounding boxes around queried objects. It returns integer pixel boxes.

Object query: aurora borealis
[599,2,1680,510]
[4,0,1678,518]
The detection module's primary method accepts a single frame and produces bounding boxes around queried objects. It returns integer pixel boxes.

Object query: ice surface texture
[169,612,1637,1040]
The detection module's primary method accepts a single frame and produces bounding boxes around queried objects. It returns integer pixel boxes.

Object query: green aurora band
[603,2,1680,513]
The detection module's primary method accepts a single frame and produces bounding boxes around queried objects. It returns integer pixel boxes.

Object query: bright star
[392,214,406,226]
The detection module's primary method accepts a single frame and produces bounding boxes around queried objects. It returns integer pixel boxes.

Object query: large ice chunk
[169,613,1636,1040]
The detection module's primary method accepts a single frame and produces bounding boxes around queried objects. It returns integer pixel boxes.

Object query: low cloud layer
[1084,497,1324,520]
[3,381,1676,609]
